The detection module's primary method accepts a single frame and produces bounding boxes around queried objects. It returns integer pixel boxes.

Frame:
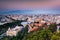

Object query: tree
[49,23,57,33]
[38,29,51,40]
[51,35,60,40]
[24,29,51,40]
[0,25,28,40]
[17,25,28,40]
[51,31,60,40]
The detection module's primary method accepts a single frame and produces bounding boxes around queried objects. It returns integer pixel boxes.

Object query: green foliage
[0,20,23,34]
[0,20,60,40]
[38,29,51,40]
[51,31,60,40]
[1,29,60,40]
[23,29,51,40]
[49,23,57,33]
[0,25,28,40]
[51,35,60,40]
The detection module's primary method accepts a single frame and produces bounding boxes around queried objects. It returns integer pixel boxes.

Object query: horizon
[0,9,60,15]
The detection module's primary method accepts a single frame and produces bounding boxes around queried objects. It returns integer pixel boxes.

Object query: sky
[0,0,60,14]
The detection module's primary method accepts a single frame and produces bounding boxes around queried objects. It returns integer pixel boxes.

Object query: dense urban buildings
[0,14,60,40]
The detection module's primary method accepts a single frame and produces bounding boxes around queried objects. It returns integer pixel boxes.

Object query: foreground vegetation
[1,29,60,40]
[0,20,60,40]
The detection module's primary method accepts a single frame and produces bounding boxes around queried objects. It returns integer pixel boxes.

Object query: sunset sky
[0,0,60,14]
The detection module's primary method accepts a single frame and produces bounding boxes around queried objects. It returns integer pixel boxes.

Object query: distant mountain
[0,9,60,15]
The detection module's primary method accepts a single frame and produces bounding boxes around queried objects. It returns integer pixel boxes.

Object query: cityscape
[0,14,60,40]
[0,0,60,40]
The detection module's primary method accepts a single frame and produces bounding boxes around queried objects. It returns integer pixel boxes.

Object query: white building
[57,26,60,32]
[6,26,23,36]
